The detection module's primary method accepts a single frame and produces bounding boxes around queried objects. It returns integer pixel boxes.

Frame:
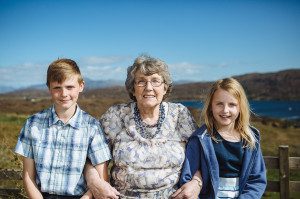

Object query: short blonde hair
[201,78,256,149]
[46,58,83,88]
[125,55,172,101]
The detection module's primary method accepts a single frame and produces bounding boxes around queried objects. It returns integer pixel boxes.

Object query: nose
[144,81,153,90]
[223,104,229,113]
[61,88,68,97]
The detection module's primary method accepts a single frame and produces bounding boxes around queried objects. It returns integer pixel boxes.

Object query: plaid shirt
[15,105,111,196]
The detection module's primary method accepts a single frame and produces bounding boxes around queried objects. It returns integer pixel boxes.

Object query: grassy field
[0,98,299,198]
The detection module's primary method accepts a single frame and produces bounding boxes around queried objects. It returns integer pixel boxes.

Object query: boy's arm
[23,157,43,199]
[84,160,120,199]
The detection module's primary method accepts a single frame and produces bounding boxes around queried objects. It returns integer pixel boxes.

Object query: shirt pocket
[32,139,53,171]
[63,132,89,171]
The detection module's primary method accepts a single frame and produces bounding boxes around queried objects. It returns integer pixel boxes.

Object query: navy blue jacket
[179,125,267,199]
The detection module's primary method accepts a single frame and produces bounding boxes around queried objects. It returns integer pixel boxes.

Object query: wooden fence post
[279,145,289,199]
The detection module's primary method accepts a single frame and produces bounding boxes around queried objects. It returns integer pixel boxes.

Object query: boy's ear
[80,81,85,92]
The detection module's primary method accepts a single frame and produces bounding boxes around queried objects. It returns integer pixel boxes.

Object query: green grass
[0,113,27,169]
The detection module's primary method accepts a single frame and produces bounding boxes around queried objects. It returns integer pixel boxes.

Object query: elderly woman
[85,55,200,198]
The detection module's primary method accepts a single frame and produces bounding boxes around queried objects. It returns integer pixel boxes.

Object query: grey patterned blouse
[100,102,197,198]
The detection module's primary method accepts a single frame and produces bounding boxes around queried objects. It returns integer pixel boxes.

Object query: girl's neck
[216,125,241,142]
[216,123,235,133]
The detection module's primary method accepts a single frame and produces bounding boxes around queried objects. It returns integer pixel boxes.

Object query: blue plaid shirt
[15,105,111,196]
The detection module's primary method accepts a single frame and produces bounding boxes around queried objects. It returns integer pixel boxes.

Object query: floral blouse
[100,102,197,198]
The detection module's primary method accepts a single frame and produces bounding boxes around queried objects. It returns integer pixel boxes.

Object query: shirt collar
[49,105,82,129]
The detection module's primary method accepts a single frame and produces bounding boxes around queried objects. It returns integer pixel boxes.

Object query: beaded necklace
[134,103,165,139]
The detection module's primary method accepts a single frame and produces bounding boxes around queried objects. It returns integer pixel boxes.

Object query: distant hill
[0,78,124,94]
[171,69,300,101]
[0,85,16,93]
[0,78,124,98]
[235,69,300,100]
[1,69,299,101]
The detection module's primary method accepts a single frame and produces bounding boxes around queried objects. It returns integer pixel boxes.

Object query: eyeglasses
[135,79,165,87]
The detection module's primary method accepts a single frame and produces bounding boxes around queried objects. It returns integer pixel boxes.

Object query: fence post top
[279,145,289,148]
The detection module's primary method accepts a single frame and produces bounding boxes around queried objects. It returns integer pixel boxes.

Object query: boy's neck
[55,104,77,124]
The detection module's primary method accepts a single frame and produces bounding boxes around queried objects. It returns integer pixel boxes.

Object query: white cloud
[78,55,132,81]
[0,56,253,88]
[81,65,127,81]
[0,62,47,88]
[169,61,207,81]
[0,56,131,88]
[168,61,240,82]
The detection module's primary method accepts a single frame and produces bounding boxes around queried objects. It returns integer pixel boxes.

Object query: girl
[178,78,267,198]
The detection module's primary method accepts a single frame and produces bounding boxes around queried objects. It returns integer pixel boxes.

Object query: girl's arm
[172,137,202,199]
[172,170,202,199]
[84,160,120,199]
[239,145,267,198]
[23,157,43,199]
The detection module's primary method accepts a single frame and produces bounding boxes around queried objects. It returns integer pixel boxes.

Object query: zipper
[199,133,217,197]
[239,144,258,193]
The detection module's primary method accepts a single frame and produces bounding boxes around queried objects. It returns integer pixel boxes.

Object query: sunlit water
[179,100,300,121]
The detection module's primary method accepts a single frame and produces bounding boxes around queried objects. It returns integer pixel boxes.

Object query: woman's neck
[137,104,160,125]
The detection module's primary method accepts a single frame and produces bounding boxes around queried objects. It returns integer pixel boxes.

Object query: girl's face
[211,88,240,130]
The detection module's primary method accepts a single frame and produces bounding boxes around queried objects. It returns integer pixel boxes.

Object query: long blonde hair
[201,78,256,149]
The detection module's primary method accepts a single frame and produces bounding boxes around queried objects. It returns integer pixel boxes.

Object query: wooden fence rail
[264,145,300,198]
[1,145,300,199]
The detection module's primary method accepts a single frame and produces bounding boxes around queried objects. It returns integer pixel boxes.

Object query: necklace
[218,130,241,142]
[134,103,165,139]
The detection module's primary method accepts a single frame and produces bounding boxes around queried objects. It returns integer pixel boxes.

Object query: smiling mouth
[143,95,155,98]
[220,115,230,118]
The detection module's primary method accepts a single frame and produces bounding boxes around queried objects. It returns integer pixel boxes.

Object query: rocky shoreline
[252,114,300,128]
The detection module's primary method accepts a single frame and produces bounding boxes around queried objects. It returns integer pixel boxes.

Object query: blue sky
[0,0,299,88]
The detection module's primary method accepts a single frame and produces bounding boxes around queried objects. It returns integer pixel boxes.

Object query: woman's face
[133,70,167,109]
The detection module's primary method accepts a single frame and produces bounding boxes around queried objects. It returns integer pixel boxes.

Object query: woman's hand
[88,177,120,199]
[171,179,201,199]
[85,160,120,199]
[80,190,93,199]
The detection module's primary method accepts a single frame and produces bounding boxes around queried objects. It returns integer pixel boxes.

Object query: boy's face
[49,75,84,114]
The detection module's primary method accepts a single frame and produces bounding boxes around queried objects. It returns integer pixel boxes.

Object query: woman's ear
[163,84,168,95]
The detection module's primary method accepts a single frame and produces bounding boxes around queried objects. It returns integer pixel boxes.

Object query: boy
[15,59,119,198]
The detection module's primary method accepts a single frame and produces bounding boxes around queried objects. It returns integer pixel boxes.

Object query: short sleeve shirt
[15,106,111,195]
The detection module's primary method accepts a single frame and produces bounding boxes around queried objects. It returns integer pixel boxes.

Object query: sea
[179,100,300,121]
